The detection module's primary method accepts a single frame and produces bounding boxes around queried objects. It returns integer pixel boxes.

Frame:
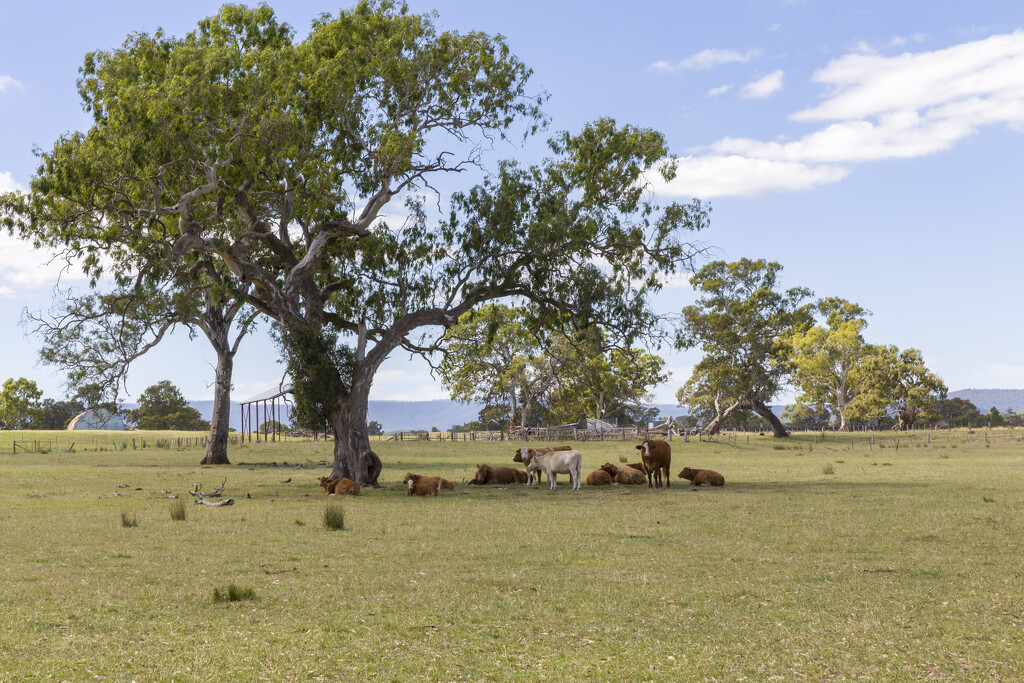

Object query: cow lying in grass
[677,467,725,487]
[468,464,529,485]
[599,463,646,485]
[636,439,672,488]
[403,473,454,491]
[522,448,583,491]
[406,479,439,496]
[317,476,361,496]
[586,469,613,485]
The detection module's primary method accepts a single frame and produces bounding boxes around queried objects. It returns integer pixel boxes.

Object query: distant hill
[172,393,1019,433]
[949,389,1024,413]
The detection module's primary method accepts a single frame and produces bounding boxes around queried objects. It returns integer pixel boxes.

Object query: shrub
[120,511,139,528]
[212,584,256,603]
[169,500,187,522]
[323,500,345,531]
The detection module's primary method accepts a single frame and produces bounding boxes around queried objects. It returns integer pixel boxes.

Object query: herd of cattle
[316,438,725,497]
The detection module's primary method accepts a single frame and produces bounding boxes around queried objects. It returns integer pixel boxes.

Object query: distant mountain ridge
[949,389,1024,413]
[172,390,1022,432]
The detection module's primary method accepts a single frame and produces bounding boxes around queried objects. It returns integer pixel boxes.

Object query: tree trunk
[200,351,234,465]
[326,386,382,487]
[752,401,789,437]
[702,400,740,436]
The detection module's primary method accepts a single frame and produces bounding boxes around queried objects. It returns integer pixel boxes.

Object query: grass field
[1,429,1023,680]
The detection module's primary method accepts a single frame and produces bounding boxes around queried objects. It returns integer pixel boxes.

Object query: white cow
[523,448,583,491]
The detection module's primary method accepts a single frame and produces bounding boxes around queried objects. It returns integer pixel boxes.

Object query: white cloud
[0,75,21,93]
[707,84,731,97]
[652,48,761,72]
[654,155,848,199]
[657,272,692,289]
[654,31,1024,198]
[739,70,784,98]
[0,171,88,291]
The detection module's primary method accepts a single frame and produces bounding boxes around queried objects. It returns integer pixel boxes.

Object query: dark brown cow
[678,467,725,487]
[403,473,455,490]
[599,463,646,485]
[468,464,529,485]
[636,439,672,488]
[586,469,613,486]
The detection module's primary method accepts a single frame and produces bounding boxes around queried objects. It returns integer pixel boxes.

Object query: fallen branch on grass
[189,480,234,506]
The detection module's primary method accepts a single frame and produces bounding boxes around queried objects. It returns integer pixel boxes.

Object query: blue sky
[2,1,1024,406]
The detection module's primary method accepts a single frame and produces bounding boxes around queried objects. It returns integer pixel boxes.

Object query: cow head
[600,462,620,476]
[678,467,696,481]
[473,464,492,481]
[636,441,650,457]
[403,473,416,485]
[513,447,528,463]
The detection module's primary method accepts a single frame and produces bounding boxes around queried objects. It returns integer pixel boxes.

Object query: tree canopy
[2,3,709,482]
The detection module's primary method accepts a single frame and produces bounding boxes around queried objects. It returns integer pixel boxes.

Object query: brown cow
[403,473,455,490]
[468,464,529,485]
[678,467,725,487]
[406,479,439,496]
[636,439,672,488]
[586,469,613,486]
[626,462,647,475]
[318,476,361,496]
[599,463,646,485]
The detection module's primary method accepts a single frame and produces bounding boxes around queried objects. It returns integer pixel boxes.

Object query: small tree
[366,420,384,436]
[676,259,813,437]
[787,297,872,431]
[129,380,210,431]
[849,346,946,431]
[258,420,289,436]
[0,378,44,430]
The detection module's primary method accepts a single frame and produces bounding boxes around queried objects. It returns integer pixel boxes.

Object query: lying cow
[522,448,582,491]
[403,473,455,491]
[636,439,672,488]
[468,464,529,485]
[406,479,439,496]
[678,467,725,487]
[586,469,613,486]
[599,463,646,485]
[317,476,361,496]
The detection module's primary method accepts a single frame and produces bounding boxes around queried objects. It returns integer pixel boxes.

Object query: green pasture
[1,430,1023,680]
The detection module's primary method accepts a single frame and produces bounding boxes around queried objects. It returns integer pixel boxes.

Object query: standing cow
[636,439,671,488]
[522,448,583,491]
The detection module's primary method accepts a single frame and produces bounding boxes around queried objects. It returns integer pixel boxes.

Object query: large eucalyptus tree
[1,2,709,484]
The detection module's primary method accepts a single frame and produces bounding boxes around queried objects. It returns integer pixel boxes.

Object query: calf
[318,476,361,496]
[468,464,529,485]
[406,479,439,496]
[586,469,613,486]
[599,463,646,485]
[677,467,725,487]
[403,473,454,491]
[636,439,672,488]
[523,448,583,491]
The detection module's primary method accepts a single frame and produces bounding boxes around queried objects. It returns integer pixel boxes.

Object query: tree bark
[201,350,233,465]
[326,385,382,487]
[752,401,790,437]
